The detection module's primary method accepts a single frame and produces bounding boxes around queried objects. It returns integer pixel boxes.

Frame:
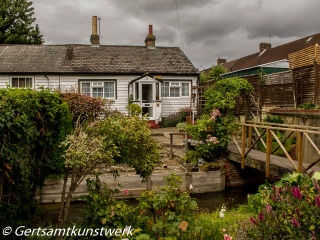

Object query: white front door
[140,83,155,120]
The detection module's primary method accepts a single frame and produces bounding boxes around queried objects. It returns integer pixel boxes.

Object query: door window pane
[134,82,139,100]
[156,82,160,100]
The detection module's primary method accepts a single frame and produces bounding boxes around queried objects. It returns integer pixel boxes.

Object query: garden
[1,77,320,239]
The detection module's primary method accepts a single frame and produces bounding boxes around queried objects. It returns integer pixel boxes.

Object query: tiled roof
[207,33,320,73]
[0,44,199,75]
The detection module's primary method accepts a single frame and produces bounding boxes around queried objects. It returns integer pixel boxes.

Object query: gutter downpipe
[44,74,49,88]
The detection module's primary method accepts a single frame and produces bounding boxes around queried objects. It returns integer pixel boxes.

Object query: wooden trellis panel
[289,44,320,69]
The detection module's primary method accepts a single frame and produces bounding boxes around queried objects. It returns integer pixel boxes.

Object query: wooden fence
[232,121,320,177]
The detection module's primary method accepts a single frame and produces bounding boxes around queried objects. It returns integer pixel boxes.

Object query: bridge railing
[232,121,320,177]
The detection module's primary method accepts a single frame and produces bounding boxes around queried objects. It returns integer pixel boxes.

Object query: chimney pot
[149,25,153,35]
[259,43,271,52]
[217,58,227,66]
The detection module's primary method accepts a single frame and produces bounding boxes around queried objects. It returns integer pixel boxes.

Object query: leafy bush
[184,150,202,166]
[127,103,142,116]
[179,107,192,121]
[161,112,183,127]
[176,122,188,132]
[0,87,72,230]
[247,171,320,239]
[60,92,105,124]
[298,102,315,109]
[81,173,198,240]
[186,78,253,160]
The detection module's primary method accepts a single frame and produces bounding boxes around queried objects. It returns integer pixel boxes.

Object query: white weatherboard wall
[0,74,197,115]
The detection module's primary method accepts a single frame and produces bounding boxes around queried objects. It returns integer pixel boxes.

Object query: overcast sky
[32,0,320,70]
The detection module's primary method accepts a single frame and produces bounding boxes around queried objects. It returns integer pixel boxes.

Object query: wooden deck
[227,144,320,177]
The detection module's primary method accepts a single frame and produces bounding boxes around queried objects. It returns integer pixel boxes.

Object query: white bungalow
[0,17,199,126]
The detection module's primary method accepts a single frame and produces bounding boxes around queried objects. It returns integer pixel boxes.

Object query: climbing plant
[187,78,253,160]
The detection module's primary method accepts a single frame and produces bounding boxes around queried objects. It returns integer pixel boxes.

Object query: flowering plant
[247,171,320,239]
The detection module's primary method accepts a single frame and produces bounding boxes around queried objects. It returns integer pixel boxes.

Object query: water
[38,186,259,225]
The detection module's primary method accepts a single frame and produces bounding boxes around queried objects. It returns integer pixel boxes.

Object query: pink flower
[291,186,296,198]
[315,196,320,208]
[206,134,219,144]
[259,210,263,221]
[222,228,226,232]
[189,184,193,190]
[250,217,257,224]
[124,190,129,195]
[265,203,272,214]
[292,217,299,227]
[210,109,221,121]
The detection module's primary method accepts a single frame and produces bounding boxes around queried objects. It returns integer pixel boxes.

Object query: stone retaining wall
[40,171,225,203]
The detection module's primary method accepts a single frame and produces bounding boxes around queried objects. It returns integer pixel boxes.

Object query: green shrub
[60,92,105,124]
[0,87,72,230]
[161,112,183,127]
[298,102,315,109]
[183,150,202,166]
[176,122,188,132]
[127,103,142,116]
[247,171,320,239]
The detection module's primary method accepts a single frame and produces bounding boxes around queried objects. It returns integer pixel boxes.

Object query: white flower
[189,184,193,190]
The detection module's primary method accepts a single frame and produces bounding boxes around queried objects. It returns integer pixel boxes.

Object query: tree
[200,65,228,84]
[57,115,159,236]
[0,0,44,44]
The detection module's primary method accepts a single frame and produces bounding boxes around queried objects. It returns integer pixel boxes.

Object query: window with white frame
[161,81,190,98]
[11,77,32,88]
[81,81,115,98]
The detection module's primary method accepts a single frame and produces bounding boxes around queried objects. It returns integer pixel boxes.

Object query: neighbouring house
[0,16,199,124]
[206,33,320,78]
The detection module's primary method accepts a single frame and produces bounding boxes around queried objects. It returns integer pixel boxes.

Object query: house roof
[0,44,199,75]
[210,33,320,73]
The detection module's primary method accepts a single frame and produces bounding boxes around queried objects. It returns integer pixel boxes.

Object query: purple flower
[265,203,272,214]
[295,187,302,199]
[291,186,297,198]
[259,210,263,221]
[272,185,276,192]
[315,196,320,208]
[292,217,299,227]
[279,187,282,193]
[250,217,257,224]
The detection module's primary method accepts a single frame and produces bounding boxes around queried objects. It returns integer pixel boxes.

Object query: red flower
[250,217,257,224]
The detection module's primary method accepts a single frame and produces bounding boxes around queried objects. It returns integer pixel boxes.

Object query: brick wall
[223,159,280,188]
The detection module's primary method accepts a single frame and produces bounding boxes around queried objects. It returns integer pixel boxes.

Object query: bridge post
[241,126,246,169]
[297,132,303,172]
[248,126,252,147]
[266,129,272,177]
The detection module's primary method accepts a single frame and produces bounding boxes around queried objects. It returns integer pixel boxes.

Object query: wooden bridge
[228,121,320,177]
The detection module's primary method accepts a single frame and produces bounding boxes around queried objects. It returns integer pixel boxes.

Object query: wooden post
[266,129,271,177]
[170,134,173,159]
[297,132,303,172]
[248,126,252,148]
[315,63,318,107]
[241,125,246,169]
[185,134,188,153]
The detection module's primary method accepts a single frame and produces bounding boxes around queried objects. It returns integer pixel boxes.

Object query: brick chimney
[90,16,99,46]
[259,43,271,52]
[217,58,227,65]
[145,25,156,47]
